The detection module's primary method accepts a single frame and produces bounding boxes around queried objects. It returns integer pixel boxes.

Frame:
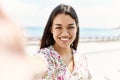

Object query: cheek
[52,30,59,39]
[71,29,77,37]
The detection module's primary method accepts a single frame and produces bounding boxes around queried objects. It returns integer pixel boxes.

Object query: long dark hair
[40,4,79,50]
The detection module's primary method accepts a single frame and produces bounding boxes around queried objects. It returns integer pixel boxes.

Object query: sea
[23,26,120,39]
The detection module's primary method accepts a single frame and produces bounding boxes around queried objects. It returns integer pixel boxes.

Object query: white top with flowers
[35,45,91,80]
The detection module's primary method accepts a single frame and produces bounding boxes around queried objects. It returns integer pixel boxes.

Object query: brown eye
[68,26,75,29]
[55,27,62,29]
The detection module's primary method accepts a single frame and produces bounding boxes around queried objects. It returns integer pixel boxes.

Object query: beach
[25,41,120,80]
[78,41,120,80]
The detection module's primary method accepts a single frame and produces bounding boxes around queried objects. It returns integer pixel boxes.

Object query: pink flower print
[80,64,83,66]
[69,75,71,78]
[84,68,88,71]
[57,76,64,80]
[58,56,61,59]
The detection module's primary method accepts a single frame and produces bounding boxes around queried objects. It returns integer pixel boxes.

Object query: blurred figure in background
[0,2,47,80]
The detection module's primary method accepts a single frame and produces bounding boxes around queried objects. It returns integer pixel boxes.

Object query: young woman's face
[51,14,77,48]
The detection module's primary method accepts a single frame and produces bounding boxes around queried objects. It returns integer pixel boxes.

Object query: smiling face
[51,13,77,49]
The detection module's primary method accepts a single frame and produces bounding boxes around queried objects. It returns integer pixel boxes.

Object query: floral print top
[35,46,91,80]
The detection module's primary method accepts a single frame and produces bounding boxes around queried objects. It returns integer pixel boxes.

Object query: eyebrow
[68,23,75,26]
[55,24,62,26]
[54,23,75,26]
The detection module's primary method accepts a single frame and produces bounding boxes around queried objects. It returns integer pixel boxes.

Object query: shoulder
[79,55,88,64]
[38,46,53,55]
[34,46,51,58]
[34,46,56,63]
[39,47,50,54]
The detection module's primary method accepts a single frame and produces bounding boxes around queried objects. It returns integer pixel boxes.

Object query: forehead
[53,14,75,24]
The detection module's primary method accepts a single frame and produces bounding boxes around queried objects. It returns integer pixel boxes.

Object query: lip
[59,37,71,42]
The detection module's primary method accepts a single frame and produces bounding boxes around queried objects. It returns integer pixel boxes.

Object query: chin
[59,44,70,49]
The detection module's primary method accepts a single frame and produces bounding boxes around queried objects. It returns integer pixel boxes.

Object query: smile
[59,37,71,42]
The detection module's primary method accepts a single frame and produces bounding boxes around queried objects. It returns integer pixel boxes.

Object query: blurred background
[1,0,120,80]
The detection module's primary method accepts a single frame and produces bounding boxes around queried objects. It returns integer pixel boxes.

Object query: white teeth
[60,38,69,41]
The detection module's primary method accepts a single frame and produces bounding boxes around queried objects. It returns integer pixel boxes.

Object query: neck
[53,44,72,56]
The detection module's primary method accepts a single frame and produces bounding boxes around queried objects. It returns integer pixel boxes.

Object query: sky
[1,0,120,29]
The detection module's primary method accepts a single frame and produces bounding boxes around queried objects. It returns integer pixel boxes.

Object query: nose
[61,29,69,36]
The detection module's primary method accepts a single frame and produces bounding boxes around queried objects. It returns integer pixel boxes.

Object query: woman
[35,4,92,80]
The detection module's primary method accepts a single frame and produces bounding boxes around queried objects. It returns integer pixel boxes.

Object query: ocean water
[23,27,120,38]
